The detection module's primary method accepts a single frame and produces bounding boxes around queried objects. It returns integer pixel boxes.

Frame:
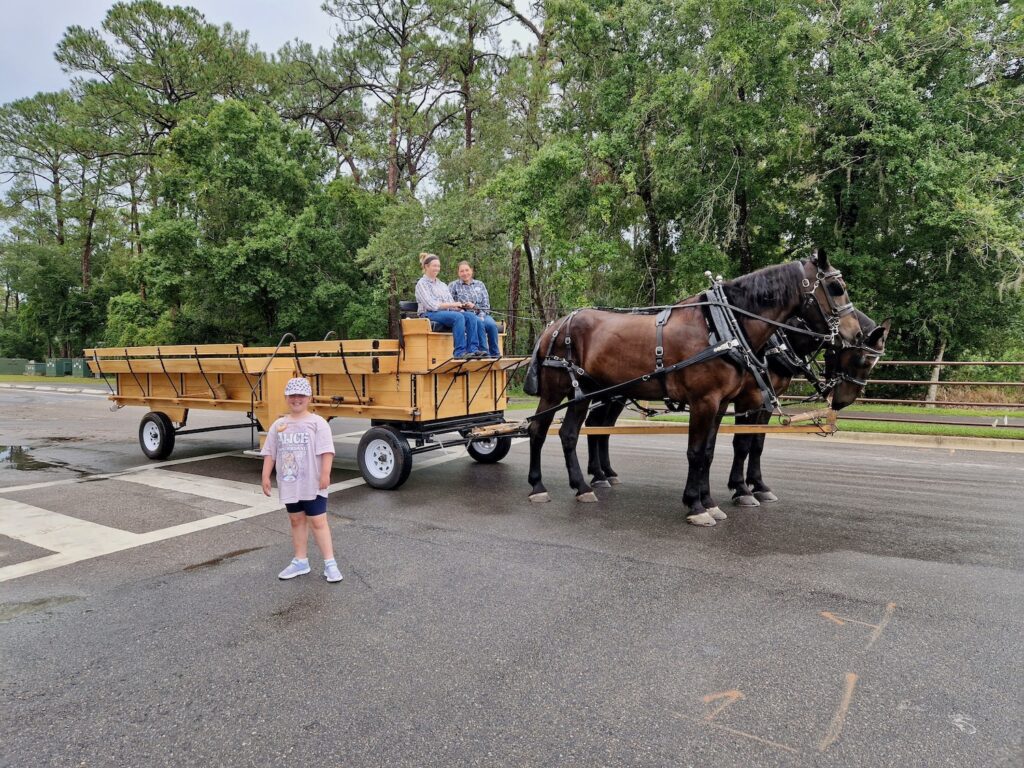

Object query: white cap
[284,377,312,397]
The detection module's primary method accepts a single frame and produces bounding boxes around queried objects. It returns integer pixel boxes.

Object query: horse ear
[868,319,891,348]
[814,248,831,270]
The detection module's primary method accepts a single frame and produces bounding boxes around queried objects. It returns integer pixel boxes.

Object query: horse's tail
[522,334,545,396]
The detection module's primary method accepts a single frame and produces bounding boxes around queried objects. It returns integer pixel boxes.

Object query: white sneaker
[278,558,311,580]
[324,559,343,583]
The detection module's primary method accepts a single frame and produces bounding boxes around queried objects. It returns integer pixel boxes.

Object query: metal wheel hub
[471,438,497,454]
[143,422,162,451]
[365,439,396,479]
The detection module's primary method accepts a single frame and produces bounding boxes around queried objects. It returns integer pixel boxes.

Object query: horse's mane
[721,260,806,313]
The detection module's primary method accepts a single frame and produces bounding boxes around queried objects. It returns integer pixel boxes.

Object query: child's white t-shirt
[260,413,335,504]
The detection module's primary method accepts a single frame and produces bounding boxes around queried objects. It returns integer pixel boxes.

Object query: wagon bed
[86,318,528,489]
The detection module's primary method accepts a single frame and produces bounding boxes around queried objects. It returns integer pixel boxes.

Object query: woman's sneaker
[278,558,311,580]
[324,559,343,583]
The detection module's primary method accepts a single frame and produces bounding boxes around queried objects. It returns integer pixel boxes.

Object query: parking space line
[0,450,243,495]
[0,498,139,557]
[117,470,269,505]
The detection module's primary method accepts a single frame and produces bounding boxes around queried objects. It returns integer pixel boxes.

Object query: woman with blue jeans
[414,252,486,358]
[449,261,501,358]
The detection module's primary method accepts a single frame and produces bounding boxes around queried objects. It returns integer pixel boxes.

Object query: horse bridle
[801,267,856,344]
[823,341,884,389]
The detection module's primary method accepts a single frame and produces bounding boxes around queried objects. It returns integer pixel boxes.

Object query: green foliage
[0,0,1021,364]
[143,101,385,343]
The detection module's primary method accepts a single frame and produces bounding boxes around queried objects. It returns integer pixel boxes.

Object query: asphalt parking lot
[1,388,1022,767]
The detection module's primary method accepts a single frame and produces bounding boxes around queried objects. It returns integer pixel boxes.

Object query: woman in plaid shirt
[449,261,501,357]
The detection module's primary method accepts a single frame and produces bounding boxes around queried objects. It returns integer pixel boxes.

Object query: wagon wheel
[466,435,512,464]
[357,426,413,490]
[139,412,175,460]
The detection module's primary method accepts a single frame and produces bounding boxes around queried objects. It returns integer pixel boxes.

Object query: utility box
[0,358,29,375]
[24,362,46,375]
[71,358,90,378]
[46,358,73,377]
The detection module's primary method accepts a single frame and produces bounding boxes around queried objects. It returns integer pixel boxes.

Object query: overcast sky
[0,0,342,105]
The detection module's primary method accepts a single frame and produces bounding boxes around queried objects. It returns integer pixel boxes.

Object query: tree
[142,100,384,343]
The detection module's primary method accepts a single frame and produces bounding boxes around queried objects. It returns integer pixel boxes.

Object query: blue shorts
[285,496,328,516]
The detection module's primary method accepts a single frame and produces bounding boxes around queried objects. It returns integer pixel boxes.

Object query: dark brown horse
[726,310,890,507]
[524,253,862,525]
[582,309,890,509]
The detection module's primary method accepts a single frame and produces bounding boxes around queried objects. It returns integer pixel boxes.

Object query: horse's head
[798,250,861,346]
[825,312,891,410]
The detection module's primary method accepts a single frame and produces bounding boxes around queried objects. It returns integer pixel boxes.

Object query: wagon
[85,316,529,489]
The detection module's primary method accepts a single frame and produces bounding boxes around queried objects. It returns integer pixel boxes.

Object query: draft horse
[582,309,889,506]
[523,253,862,526]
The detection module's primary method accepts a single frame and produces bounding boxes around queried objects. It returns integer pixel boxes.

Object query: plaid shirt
[415,275,455,314]
[448,279,492,315]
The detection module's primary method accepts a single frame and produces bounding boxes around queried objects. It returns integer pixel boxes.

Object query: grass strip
[0,374,107,386]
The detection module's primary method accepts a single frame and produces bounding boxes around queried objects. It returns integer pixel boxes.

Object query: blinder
[801,266,858,359]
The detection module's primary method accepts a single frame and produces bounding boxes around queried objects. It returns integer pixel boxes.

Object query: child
[261,377,342,582]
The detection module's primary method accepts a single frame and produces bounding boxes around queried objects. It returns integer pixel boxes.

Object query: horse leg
[747,410,778,503]
[560,399,597,502]
[527,393,562,503]
[599,399,626,485]
[586,402,612,487]
[586,399,625,488]
[728,413,760,507]
[683,400,721,526]
[699,406,728,521]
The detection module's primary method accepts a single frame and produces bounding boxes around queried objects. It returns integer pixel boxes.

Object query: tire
[357,426,413,490]
[466,435,512,464]
[139,412,175,460]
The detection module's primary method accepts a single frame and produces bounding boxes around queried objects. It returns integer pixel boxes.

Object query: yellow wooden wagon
[86,317,528,489]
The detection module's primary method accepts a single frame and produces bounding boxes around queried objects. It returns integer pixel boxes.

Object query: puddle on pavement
[0,444,88,474]
[0,445,55,471]
[0,595,80,622]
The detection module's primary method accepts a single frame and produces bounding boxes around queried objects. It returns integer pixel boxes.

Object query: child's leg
[288,512,309,559]
[308,513,334,560]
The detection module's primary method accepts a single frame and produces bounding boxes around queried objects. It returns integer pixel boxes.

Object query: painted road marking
[819,673,859,752]
[0,498,138,554]
[0,439,523,582]
[118,469,270,504]
[821,602,897,650]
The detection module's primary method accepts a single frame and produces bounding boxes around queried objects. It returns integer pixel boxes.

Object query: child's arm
[261,454,275,496]
[319,451,334,491]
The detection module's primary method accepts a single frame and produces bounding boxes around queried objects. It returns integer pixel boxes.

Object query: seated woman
[448,261,501,358]
[414,252,486,359]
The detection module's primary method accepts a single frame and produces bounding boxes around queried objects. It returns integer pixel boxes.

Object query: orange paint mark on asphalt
[820,602,898,649]
[866,602,897,650]
[818,672,859,752]
[702,689,745,722]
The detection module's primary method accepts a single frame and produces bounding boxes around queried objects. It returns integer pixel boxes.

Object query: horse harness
[538,283,786,415]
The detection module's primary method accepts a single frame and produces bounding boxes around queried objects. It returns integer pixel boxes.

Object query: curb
[0,382,108,396]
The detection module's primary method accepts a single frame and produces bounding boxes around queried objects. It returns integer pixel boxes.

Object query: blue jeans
[476,314,500,357]
[424,310,484,357]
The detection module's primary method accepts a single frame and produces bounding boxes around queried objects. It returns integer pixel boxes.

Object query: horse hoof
[529,492,551,504]
[707,507,727,521]
[732,495,760,508]
[607,476,622,485]
[576,491,598,503]
[686,512,717,527]
[754,491,779,503]
[591,480,611,488]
